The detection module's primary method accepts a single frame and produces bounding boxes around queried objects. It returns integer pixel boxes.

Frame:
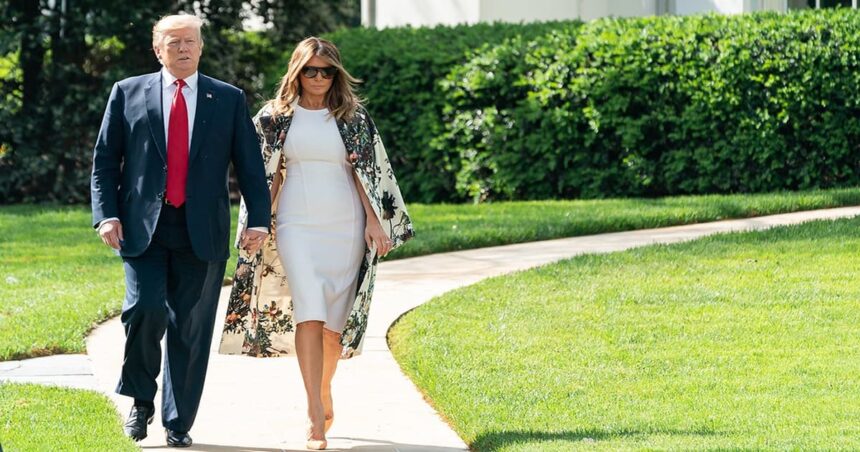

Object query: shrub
[316,21,580,203]
[442,10,860,201]
[439,28,582,201]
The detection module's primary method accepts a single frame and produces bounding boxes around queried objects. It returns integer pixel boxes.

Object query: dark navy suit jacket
[91,72,270,261]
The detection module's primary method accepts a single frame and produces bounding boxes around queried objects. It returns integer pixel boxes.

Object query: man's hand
[240,229,267,254]
[98,220,124,250]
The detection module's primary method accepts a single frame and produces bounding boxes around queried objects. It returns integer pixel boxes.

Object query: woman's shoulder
[253,103,275,123]
[352,104,370,120]
[343,104,373,127]
[254,103,293,130]
[348,104,377,134]
[253,103,290,145]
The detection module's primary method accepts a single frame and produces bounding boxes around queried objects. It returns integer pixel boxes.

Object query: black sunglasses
[301,65,337,79]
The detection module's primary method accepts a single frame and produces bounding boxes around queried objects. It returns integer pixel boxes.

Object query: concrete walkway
[5,206,860,451]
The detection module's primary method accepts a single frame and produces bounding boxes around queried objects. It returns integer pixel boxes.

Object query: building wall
[578,0,659,20]
[673,0,743,15]
[361,0,790,28]
[479,0,580,23]
[362,0,481,28]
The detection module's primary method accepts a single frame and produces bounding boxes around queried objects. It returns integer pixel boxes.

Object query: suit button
[163,165,167,172]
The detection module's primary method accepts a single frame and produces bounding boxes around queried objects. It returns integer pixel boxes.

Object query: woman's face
[298,55,336,98]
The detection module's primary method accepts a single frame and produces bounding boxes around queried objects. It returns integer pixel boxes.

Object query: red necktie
[166,79,189,207]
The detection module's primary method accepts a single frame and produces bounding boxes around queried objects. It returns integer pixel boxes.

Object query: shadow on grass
[471,427,726,451]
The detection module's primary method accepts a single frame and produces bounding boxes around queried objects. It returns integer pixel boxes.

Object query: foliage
[442,10,860,201]
[321,21,578,203]
[439,28,581,202]
[0,0,358,203]
[6,8,860,204]
[1,0,174,203]
[257,0,360,51]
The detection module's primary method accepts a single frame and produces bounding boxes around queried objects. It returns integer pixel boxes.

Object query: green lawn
[1,187,859,361]
[0,383,137,451]
[391,187,860,259]
[389,216,860,450]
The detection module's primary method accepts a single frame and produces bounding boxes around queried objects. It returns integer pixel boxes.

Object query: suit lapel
[144,73,167,163]
[189,74,216,167]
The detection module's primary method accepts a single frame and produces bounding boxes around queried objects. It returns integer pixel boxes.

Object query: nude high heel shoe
[306,421,327,450]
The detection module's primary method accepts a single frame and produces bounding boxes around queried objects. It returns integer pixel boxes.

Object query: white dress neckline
[295,102,329,113]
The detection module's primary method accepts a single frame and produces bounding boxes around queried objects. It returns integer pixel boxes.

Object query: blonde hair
[152,14,205,49]
[269,37,362,121]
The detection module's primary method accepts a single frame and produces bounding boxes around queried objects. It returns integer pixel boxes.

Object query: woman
[218,37,414,449]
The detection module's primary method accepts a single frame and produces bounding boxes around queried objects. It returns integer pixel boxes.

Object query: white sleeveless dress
[275,104,366,333]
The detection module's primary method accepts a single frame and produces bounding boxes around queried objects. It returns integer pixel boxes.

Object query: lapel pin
[206,93,213,99]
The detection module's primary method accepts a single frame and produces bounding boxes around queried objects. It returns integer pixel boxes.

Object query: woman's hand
[364,216,393,257]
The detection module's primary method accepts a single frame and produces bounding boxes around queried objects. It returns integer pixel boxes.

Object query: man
[90,14,270,447]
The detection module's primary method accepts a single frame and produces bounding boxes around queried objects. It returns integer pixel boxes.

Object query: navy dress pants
[115,204,227,432]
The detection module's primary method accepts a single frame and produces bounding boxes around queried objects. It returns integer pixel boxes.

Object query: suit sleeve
[90,83,125,229]
[231,91,271,230]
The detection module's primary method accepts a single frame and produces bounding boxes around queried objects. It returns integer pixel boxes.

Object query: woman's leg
[295,320,327,446]
[321,328,343,433]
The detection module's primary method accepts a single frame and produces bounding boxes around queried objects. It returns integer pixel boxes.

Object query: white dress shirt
[162,68,197,149]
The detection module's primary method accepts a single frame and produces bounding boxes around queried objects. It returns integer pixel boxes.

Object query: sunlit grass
[390,217,860,450]
[0,383,137,451]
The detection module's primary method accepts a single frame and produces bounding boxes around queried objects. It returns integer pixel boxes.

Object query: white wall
[480,0,658,23]
[479,0,577,22]
[363,0,480,28]
[674,0,744,15]
[361,0,788,28]
[596,0,660,20]
[756,0,789,12]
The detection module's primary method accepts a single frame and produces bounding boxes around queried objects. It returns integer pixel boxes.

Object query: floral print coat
[218,104,414,359]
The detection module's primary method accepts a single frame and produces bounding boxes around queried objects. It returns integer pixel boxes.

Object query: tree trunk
[11,0,45,115]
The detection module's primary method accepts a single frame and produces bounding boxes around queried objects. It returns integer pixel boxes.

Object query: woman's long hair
[268,37,362,121]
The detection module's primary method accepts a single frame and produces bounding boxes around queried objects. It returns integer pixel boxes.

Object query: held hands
[240,229,267,254]
[365,216,393,257]
[98,220,124,250]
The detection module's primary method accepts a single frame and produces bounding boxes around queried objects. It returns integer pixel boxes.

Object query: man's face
[154,27,202,79]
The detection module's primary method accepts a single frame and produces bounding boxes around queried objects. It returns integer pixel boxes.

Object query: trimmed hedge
[7,11,860,204]
[442,10,860,201]
[438,29,582,201]
[317,21,580,203]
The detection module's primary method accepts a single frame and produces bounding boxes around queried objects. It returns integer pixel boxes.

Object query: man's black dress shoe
[166,429,193,448]
[123,405,155,441]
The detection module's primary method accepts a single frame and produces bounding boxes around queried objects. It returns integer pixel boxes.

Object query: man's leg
[158,207,227,432]
[116,242,169,402]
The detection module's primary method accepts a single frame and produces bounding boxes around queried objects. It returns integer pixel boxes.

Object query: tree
[256,0,360,47]
[0,0,360,203]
